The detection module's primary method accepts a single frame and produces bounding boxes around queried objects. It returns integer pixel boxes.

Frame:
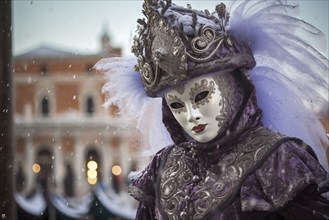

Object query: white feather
[94,56,173,157]
[230,0,329,170]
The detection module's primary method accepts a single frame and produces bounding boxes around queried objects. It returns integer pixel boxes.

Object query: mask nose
[187,105,202,123]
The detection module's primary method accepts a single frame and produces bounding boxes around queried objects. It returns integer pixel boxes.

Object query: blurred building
[13,31,140,219]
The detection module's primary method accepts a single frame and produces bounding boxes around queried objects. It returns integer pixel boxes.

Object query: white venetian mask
[165,72,244,143]
[165,74,223,143]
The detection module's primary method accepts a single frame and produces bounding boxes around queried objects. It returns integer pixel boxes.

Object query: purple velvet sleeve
[127,148,166,219]
[240,139,329,215]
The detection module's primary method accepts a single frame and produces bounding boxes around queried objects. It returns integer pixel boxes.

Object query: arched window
[64,163,74,197]
[111,163,123,193]
[16,164,25,192]
[85,64,93,74]
[86,148,99,162]
[40,64,48,76]
[86,96,94,115]
[41,96,49,116]
[35,148,53,195]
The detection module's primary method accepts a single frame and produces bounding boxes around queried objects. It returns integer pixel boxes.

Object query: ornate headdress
[132,0,255,96]
[95,0,328,170]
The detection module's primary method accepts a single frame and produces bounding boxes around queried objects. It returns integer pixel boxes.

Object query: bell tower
[101,24,111,53]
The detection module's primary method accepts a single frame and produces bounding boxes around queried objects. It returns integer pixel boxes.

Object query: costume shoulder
[241,137,329,212]
[126,145,174,206]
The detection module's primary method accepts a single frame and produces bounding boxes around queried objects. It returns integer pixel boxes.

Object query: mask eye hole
[195,91,209,103]
[170,102,184,109]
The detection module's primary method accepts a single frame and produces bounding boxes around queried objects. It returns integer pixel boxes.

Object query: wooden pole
[0,1,15,219]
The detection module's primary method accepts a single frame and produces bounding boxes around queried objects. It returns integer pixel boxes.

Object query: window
[86,96,94,115]
[40,64,48,76]
[16,164,25,192]
[86,148,99,162]
[41,96,49,116]
[64,163,74,196]
[85,64,93,74]
[111,163,122,193]
[36,148,53,194]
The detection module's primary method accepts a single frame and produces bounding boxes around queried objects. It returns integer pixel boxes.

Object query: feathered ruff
[229,0,328,170]
[94,56,173,157]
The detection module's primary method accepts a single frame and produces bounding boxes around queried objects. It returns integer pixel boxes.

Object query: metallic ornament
[132,1,255,96]
[159,127,283,219]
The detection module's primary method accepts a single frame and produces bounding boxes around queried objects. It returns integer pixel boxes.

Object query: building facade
[13,34,140,218]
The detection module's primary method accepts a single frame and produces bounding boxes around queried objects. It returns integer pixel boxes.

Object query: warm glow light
[87,177,97,185]
[32,163,41,173]
[87,160,98,170]
[112,165,122,176]
[87,170,98,179]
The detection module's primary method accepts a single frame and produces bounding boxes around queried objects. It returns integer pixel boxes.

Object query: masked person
[95,0,329,219]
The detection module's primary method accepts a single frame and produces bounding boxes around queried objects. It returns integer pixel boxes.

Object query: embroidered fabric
[241,140,329,212]
[128,135,329,219]
[157,127,283,220]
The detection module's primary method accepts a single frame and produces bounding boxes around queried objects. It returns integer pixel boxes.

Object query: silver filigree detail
[186,26,230,63]
[131,1,254,97]
[213,73,244,134]
[141,62,159,88]
[191,27,216,54]
[159,127,283,219]
[189,79,215,109]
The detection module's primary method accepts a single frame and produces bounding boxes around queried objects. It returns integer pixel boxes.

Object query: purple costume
[128,90,329,219]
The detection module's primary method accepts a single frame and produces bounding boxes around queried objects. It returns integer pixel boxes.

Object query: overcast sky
[13,0,329,57]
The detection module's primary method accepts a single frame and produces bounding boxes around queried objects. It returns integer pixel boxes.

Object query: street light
[87,160,98,185]
[32,163,41,174]
[112,165,122,176]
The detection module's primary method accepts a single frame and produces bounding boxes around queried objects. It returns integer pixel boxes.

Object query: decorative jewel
[192,175,200,182]
[180,211,187,218]
[173,47,180,56]
[159,19,164,27]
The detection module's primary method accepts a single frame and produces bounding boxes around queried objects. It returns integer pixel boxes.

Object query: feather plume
[94,56,173,156]
[229,0,329,170]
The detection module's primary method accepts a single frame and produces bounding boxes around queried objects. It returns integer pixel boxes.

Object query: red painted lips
[192,124,207,133]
